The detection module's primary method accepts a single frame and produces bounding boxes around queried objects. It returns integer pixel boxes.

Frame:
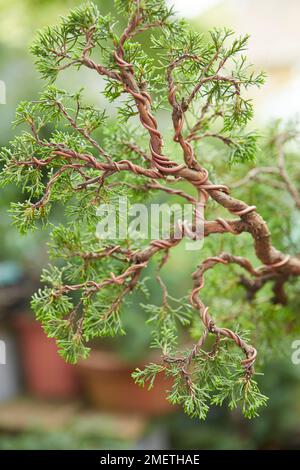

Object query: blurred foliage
[0,423,133,450]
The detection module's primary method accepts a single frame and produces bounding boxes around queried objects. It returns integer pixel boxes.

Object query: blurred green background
[0,0,300,450]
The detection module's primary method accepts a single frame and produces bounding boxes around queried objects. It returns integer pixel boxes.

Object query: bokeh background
[0,0,300,450]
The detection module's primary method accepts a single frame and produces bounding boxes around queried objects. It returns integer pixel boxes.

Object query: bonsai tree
[1,0,299,419]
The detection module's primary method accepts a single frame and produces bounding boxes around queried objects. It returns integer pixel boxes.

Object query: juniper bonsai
[1,0,300,420]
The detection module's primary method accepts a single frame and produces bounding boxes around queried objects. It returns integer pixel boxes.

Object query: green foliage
[0,0,279,420]
[115,0,174,24]
[229,132,259,165]
[132,362,167,390]
[142,296,193,354]
[30,2,114,82]
[9,201,50,234]
[152,25,265,142]
[133,339,268,420]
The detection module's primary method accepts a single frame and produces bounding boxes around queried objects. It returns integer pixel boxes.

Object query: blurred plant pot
[14,314,79,399]
[77,350,174,416]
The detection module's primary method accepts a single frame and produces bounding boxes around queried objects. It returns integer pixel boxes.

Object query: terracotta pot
[14,315,79,399]
[77,350,174,415]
